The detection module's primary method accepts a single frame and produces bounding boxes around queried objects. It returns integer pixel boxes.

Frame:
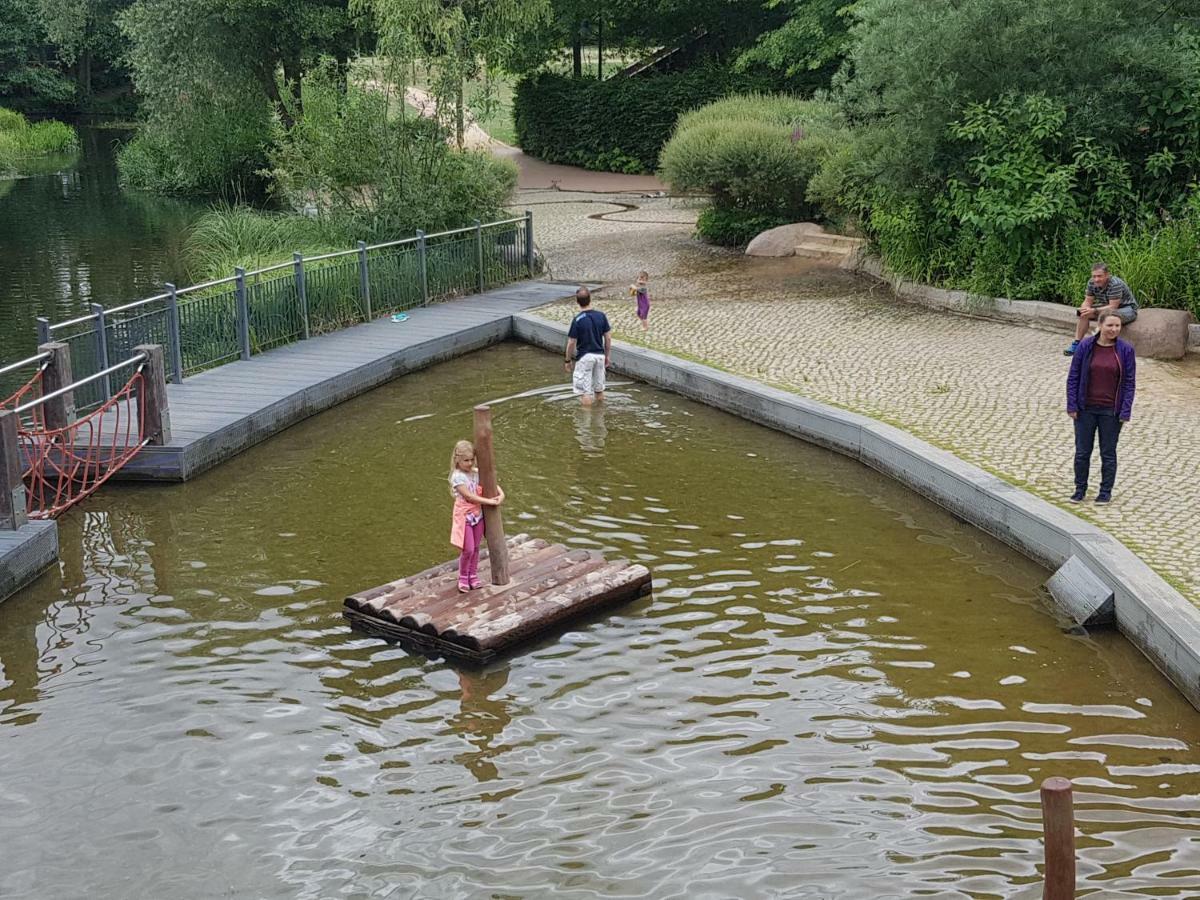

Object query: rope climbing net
[14,361,147,520]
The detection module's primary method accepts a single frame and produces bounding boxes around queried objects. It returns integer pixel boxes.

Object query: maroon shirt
[1085,343,1120,408]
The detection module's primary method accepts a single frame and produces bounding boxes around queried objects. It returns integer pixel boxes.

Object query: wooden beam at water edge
[344,534,653,663]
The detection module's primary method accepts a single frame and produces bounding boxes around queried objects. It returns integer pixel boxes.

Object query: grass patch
[185,205,353,279]
[0,107,79,174]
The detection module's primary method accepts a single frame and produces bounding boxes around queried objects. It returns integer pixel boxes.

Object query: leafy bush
[659,93,847,246]
[661,95,845,218]
[116,86,273,197]
[825,0,1200,312]
[695,206,791,247]
[269,66,518,243]
[514,69,773,173]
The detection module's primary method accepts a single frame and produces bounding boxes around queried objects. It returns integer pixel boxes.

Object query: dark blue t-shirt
[568,308,610,358]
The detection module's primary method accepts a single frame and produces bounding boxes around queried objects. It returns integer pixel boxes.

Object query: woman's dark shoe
[1069,490,1086,502]
[1095,492,1112,504]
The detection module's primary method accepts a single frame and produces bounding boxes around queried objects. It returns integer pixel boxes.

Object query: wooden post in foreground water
[473,404,509,585]
[1040,776,1075,899]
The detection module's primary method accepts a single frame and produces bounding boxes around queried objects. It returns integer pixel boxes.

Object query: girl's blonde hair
[637,270,649,281]
[449,440,476,483]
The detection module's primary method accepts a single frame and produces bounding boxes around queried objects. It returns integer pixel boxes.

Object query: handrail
[15,353,147,414]
[13,211,534,374]
[365,235,420,252]
[304,248,360,264]
[423,224,478,241]
[0,351,52,380]
[106,292,171,316]
[48,312,98,333]
[176,275,239,297]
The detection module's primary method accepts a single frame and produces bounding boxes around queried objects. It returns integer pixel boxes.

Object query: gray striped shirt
[1086,274,1138,311]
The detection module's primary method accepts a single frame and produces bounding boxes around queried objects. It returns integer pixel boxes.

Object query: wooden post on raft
[1040,776,1075,899]
[473,404,510,585]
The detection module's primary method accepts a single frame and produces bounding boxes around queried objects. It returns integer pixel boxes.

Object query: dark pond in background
[1,343,1198,898]
[0,122,197,367]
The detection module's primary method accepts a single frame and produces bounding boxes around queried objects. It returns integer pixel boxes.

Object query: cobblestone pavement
[518,189,1200,604]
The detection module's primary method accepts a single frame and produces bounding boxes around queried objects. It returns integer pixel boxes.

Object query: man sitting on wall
[1066,263,1138,356]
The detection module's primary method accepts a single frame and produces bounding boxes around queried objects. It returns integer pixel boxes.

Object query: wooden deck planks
[344,534,652,662]
[110,279,588,481]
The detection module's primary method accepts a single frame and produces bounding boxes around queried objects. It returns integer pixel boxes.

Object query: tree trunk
[455,77,466,149]
[572,30,583,77]
[79,48,92,99]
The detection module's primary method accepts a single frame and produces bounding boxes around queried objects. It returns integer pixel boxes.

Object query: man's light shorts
[572,353,607,396]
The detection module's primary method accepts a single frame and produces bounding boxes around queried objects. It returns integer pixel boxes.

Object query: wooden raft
[343,533,652,663]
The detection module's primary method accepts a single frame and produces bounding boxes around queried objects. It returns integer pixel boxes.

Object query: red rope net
[18,368,147,520]
[1,368,45,429]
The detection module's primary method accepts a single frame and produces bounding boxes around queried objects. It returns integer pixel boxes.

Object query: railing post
[524,209,535,277]
[133,344,172,446]
[474,219,485,292]
[1040,777,1076,900]
[36,317,51,346]
[0,410,28,531]
[235,267,251,361]
[416,229,429,305]
[294,253,309,340]
[90,303,111,401]
[38,341,75,433]
[357,240,372,321]
[164,283,184,384]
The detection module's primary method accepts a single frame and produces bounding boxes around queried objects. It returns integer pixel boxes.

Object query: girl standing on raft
[449,440,504,593]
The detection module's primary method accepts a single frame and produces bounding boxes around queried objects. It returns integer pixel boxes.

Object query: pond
[2,343,1198,898]
[0,123,197,367]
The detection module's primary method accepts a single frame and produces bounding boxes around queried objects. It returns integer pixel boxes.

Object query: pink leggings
[459,518,484,585]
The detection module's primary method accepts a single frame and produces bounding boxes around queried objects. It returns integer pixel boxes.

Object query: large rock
[745,222,821,257]
[1121,308,1194,360]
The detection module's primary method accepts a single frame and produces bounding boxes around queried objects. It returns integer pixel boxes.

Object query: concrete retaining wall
[514,312,1200,711]
[0,520,58,603]
[851,254,1200,351]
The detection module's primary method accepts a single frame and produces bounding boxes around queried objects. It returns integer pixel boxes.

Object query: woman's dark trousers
[1074,406,1122,495]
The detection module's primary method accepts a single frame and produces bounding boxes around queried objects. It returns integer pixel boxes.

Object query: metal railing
[28,211,537,394]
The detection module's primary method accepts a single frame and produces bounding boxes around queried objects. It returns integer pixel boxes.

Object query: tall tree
[0,0,76,109]
[354,0,551,147]
[37,0,133,100]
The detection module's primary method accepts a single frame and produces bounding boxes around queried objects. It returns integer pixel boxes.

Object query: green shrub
[0,107,79,173]
[0,108,29,133]
[513,69,773,174]
[185,205,353,278]
[117,87,273,197]
[695,206,791,247]
[660,93,847,246]
[269,66,517,243]
[660,97,844,217]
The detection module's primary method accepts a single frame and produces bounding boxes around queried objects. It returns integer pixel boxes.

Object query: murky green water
[2,343,1198,898]
[0,123,196,368]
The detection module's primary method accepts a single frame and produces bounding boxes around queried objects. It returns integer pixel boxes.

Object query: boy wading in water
[564,287,612,407]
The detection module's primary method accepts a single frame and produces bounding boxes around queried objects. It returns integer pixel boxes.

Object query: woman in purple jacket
[1066,311,1136,503]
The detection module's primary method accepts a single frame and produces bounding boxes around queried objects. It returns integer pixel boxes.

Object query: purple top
[1066,335,1136,420]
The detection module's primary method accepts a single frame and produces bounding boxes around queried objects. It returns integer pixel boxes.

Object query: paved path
[521,194,1200,605]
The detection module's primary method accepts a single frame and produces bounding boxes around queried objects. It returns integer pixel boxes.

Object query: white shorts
[572,353,607,396]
